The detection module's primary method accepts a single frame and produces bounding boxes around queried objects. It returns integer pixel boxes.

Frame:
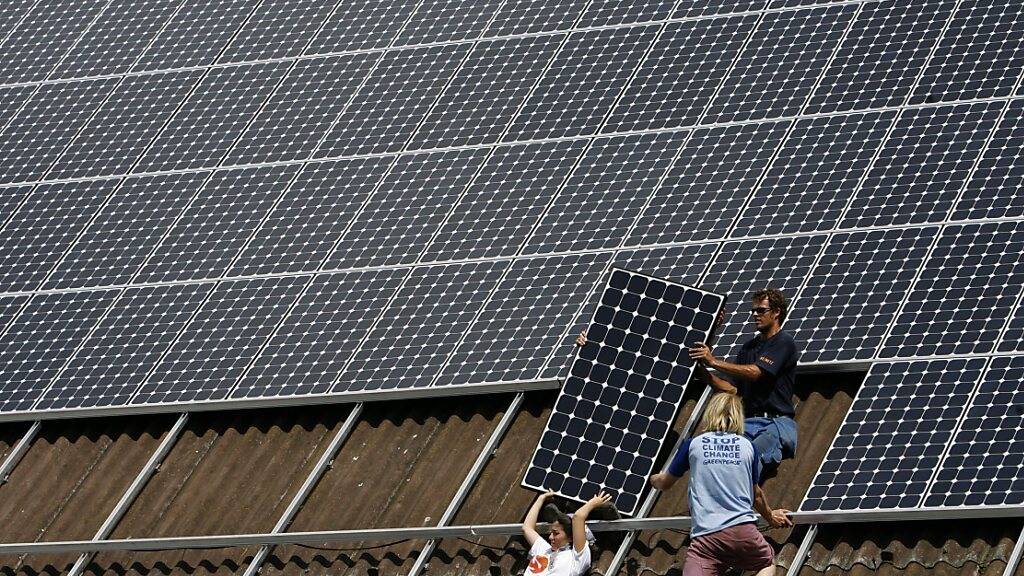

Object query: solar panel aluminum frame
[0,378,558,423]
[523,267,726,515]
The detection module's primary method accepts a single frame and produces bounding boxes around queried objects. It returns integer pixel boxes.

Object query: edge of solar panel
[0,378,560,423]
[521,267,727,515]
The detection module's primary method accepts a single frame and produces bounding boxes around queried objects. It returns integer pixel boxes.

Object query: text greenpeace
[701,435,743,466]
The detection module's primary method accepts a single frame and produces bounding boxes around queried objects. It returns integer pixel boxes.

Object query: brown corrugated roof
[0,379,1019,576]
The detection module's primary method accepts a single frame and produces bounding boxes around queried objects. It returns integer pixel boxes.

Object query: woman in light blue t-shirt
[650,393,792,576]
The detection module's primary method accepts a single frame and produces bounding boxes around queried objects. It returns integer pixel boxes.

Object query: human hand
[688,342,716,365]
[714,309,726,330]
[649,472,674,491]
[537,490,556,503]
[575,330,587,347]
[768,509,792,528]
[586,490,612,508]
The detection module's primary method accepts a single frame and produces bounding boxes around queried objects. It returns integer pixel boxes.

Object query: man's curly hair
[751,288,787,323]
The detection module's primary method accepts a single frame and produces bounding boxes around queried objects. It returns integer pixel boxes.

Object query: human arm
[572,491,612,553]
[753,484,792,528]
[523,491,554,546]
[649,438,691,491]
[689,343,763,382]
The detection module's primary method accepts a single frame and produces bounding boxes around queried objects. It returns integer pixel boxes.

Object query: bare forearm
[753,486,773,521]
[708,357,761,381]
[695,364,737,394]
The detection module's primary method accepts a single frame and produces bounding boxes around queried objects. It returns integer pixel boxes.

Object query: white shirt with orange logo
[526,539,591,576]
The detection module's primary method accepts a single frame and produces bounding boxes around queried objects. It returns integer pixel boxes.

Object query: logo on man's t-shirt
[528,554,549,573]
[759,355,775,366]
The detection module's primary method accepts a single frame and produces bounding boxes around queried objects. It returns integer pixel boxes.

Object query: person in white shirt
[522,490,611,576]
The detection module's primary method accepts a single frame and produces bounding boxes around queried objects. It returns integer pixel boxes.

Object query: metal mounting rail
[67,413,190,576]
[1002,523,1024,576]
[0,420,40,483]
[4,507,1024,555]
[406,392,525,576]
[242,403,364,576]
[786,524,819,576]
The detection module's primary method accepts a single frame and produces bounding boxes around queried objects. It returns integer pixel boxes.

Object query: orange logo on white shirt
[528,554,549,573]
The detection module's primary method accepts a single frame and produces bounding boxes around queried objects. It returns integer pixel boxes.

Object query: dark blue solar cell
[134,276,310,405]
[704,4,858,123]
[234,269,408,399]
[801,358,986,512]
[909,0,1024,104]
[805,0,955,114]
[880,221,1024,358]
[0,290,119,413]
[437,252,611,387]
[788,227,939,363]
[525,268,724,515]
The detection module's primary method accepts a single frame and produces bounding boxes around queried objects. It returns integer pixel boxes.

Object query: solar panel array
[0,0,1021,514]
[523,269,724,514]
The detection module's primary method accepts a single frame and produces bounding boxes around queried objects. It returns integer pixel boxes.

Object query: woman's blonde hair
[695,393,745,436]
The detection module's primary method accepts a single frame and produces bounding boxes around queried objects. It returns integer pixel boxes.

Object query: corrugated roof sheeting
[260,394,510,575]
[85,405,351,575]
[0,382,1020,575]
[0,414,174,575]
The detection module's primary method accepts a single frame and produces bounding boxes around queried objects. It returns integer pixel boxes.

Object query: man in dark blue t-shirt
[688,288,799,475]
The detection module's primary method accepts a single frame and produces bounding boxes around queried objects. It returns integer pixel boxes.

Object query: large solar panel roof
[0,0,1019,498]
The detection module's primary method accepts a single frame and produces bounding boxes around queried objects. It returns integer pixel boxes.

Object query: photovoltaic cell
[0,179,118,293]
[541,244,718,381]
[804,0,955,114]
[393,0,502,46]
[701,234,827,356]
[421,139,588,262]
[43,172,209,290]
[0,1,35,42]
[0,290,119,413]
[577,0,673,27]
[135,62,292,173]
[484,0,587,36]
[303,0,418,54]
[48,0,180,79]
[0,0,108,83]
[134,276,309,405]
[801,358,987,512]
[524,268,726,515]
[324,148,490,269]
[880,221,1024,358]
[603,15,758,133]
[0,85,36,132]
[909,0,1024,105]
[132,0,257,72]
[704,4,857,123]
[408,35,563,150]
[731,111,896,237]
[504,26,659,142]
[788,227,939,363]
[49,70,205,179]
[926,356,1024,507]
[234,268,407,398]
[672,0,767,18]
[36,283,214,410]
[316,43,470,156]
[437,252,612,387]
[840,101,1004,229]
[229,156,392,276]
[225,54,377,165]
[335,260,509,392]
[524,131,689,255]
[135,164,300,284]
[626,120,789,247]
[951,99,1024,220]
[0,78,119,185]
[217,0,339,63]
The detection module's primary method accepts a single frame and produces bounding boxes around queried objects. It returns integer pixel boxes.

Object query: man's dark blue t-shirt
[732,330,798,417]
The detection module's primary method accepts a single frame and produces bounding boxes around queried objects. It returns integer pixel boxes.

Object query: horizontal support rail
[4,506,1024,555]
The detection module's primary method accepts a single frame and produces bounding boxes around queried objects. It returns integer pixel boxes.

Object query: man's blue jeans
[744,416,797,471]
